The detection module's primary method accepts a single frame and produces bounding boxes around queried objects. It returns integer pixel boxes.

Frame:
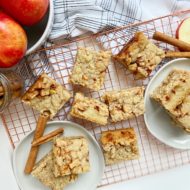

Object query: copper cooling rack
[2,9,190,188]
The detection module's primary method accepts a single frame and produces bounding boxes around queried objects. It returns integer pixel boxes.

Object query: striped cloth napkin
[49,0,141,40]
[49,0,190,41]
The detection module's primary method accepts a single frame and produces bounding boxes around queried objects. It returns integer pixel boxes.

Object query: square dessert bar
[53,136,90,177]
[151,69,190,132]
[70,93,109,125]
[100,128,139,165]
[22,73,71,119]
[102,87,145,122]
[170,93,190,132]
[113,32,165,79]
[31,151,77,190]
[70,47,111,91]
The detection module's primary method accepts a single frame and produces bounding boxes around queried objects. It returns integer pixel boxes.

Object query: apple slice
[176,17,190,44]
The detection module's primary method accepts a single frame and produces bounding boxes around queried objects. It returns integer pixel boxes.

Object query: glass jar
[0,71,24,113]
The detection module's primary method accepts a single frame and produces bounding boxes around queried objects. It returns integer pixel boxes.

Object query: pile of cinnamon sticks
[32,128,64,147]
[24,113,64,174]
[153,31,190,58]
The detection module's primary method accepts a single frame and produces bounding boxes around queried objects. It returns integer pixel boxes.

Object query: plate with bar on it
[144,58,190,150]
[13,121,105,190]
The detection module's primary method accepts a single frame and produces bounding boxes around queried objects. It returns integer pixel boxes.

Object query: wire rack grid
[2,9,190,188]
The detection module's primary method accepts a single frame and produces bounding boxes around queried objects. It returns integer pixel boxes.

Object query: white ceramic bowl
[24,0,54,55]
[144,58,190,149]
[13,121,105,190]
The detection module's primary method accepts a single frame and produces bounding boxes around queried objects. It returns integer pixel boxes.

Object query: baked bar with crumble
[170,93,190,133]
[151,69,190,132]
[31,151,77,190]
[22,73,71,118]
[53,136,90,177]
[113,32,165,79]
[101,87,145,122]
[70,47,111,91]
[70,92,109,125]
[100,128,139,165]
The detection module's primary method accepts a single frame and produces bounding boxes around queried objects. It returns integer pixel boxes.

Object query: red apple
[0,11,27,68]
[176,17,190,44]
[0,0,49,26]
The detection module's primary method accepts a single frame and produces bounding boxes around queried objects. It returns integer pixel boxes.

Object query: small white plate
[144,58,190,149]
[13,121,105,190]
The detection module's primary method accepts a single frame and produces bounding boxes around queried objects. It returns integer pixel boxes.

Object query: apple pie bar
[70,93,109,125]
[70,47,111,91]
[31,151,77,190]
[151,69,190,132]
[100,128,139,165]
[101,87,145,122]
[22,73,71,118]
[113,32,165,79]
[53,136,90,177]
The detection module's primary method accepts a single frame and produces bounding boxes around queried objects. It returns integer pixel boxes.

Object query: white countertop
[1,122,190,190]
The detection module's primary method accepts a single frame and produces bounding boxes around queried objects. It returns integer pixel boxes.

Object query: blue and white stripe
[48,0,189,41]
[49,0,142,40]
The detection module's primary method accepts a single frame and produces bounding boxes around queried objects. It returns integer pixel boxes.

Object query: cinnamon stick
[165,51,190,58]
[24,114,50,174]
[32,128,64,147]
[153,31,190,51]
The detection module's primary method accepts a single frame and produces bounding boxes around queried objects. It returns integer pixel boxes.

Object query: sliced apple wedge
[176,17,190,44]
